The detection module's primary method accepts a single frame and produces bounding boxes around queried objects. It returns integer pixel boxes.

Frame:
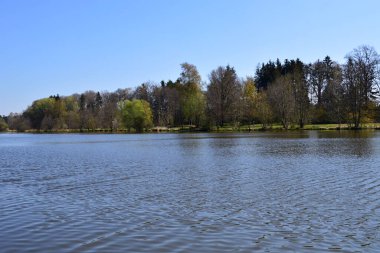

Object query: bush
[0,117,8,131]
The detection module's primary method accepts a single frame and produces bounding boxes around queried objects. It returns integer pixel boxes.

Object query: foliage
[118,99,153,132]
[0,116,8,131]
[254,92,273,128]
[24,97,57,130]
[179,63,205,126]
[6,47,380,132]
[241,77,257,125]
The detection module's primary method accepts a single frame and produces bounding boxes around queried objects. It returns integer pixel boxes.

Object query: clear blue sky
[1,0,380,115]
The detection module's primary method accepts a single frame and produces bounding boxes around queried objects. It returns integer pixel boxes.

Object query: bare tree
[268,74,295,129]
[254,91,273,129]
[322,64,345,125]
[310,59,326,106]
[343,45,380,128]
[206,65,242,127]
[99,91,119,130]
[289,60,309,128]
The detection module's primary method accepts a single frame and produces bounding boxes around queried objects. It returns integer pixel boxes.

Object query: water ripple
[1,132,380,252]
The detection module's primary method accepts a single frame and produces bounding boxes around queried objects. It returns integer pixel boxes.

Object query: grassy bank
[208,123,380,132]
[2,123,380,134]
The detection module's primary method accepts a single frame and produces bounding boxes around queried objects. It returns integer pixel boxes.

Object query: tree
[241,77,257,127]
[179,62,202,85]
[207,65,242,127]
[343,45,380,128]
[115,88,132,101]
[0,116,8,131]
[179,63,205,127]
[62,96,80,129]
[78,91,99,130]
[310,59,326,106]
[95,92,103,110]
[182,91,205,126]
[309,56,343,123]
[24,97,57,130]
[99,92,119,130]
[134,83,153,104]
[255,60,281,90]
[7,113,30,131]
[321,63,345,125]
[254,91,273,129]
[118,99,153,132]
[290,59,309,128]
[150,80,182,126]
[152,84,167,126]
[268,74,295,129]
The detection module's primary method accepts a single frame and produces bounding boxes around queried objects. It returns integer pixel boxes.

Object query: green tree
[254,91,273,129]
[24,97,56,129]
[182,91,205,127]
[179,63,205,127]
[255,60,281,90]
[0,116,8,131]
[118,99,153,132]
[241,77,257,127]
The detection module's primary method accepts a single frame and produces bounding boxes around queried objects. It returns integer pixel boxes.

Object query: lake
[1,131,380,252]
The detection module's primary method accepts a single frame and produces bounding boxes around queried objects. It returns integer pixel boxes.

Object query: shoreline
[2,123,380,134]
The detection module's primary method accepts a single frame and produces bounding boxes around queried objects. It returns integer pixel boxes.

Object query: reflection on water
[0,131,380,252]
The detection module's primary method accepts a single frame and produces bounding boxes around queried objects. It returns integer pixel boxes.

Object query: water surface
[1,131,380,252]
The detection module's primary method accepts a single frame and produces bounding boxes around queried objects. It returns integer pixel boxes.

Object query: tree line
[1,45,379,132]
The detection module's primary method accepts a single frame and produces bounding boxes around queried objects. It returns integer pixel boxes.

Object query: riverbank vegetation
[1,45,380,133]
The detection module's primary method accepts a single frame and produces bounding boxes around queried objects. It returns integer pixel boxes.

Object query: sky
[1,0,380,115]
